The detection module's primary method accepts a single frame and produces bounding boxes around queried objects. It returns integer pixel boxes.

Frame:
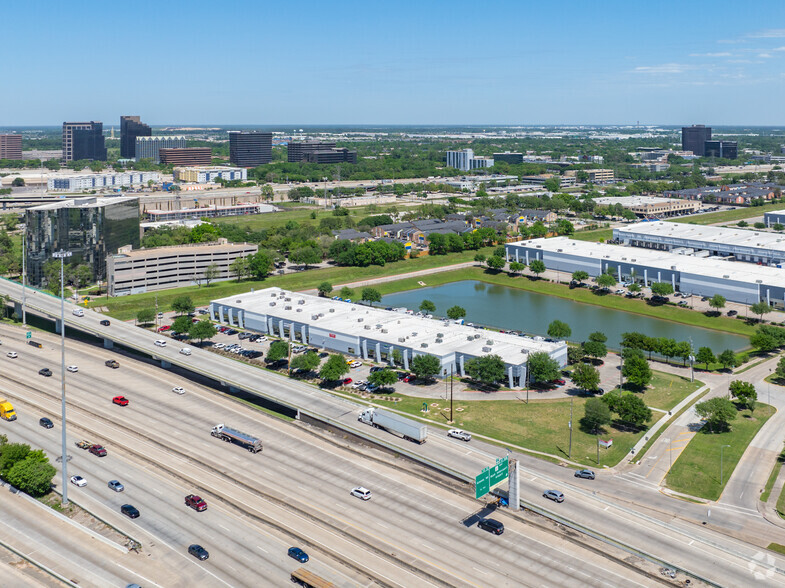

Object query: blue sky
[3,0,785,125]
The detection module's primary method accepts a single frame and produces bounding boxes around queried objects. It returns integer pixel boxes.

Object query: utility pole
[21,230,26,327]
[450,365,454,423]
[53,249,72,505]
[568,398,573,458]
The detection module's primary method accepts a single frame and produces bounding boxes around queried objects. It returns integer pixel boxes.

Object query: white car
[179,348,191,356]
[349,361,362,369]
[447,429,472,442]
[256,336,267,342]
[351,486,372,500]
[154,340,167,347]
[350,381,365,389]
[172,386,185,395]
[70,475,87,487]
[214,343,225,349]
[6,352,17,359]
[67,365,78,373]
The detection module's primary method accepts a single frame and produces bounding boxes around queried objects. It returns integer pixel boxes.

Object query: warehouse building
[592,196,700,217]
[614,221,785,265]
[210,287,567,387]
[506,237,785,307]
[764,210,785,228]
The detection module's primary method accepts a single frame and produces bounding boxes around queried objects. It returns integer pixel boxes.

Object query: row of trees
[329,239,408,267]
[620,331,737,368]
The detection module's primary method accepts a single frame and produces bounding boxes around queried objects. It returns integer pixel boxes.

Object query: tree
[527,351,560,383]
[189,319,216,344]
[419,299,436,313]
[290,246,322,268]
[528,259,546,277]
[10,177,24,187]
[229,256,250,282]
[718,349,738,370]
[628,283,641,293]
[72,264,92,289]
[650,282,674,297]
[571,362,600,391]
[556,219,574,235]
[446,305,466,320]
[137,308,155,325]
[567,344,584,365]
[615,394,652,428]
[751,301,774,322]
[172,315,193,335]
[339,286,354,299]
[588,331,607,343]
[695,397,737,433]
[5,456,56,496]
[543,177,560,192]
[266,340,289,362]
[319,354,350,382]
[411,354,441,381]
[547,320,571,340]
[248,250,274,279]
[290,351,321,373]
[708,294,726,313]
[583,340,607,360]
[368,369,398,390]
[581,397,612,433]
[171,295,194,315]
[695,347,715,370]
[203,263,220,286]
[508,261,525,275]
[473,253,486,264]
[572,270,589,284]
[775,223,785,232]
[361,287,382,306]
[317,282,333,297]
[729,380,757,412]
[596,273,616,289]
[750,329,778,352]
[486,255,505,271]
[622,354,652,389]
[465,355,506,386]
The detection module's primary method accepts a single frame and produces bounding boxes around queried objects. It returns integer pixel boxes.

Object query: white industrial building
[506,237,785,307]
[210,287,567,388]
[48,171,160,191]
[614,221,785,266]
[764,210,785,228]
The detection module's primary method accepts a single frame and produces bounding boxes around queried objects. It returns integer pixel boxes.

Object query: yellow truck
[0,399,17,421]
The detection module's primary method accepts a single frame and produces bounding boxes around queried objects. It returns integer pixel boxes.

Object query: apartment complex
[229,131,272,167]
[0,135,23,160]
[173,166,247,183]
[48,171,160,191]
[445,149,494,172]
[107,239,258,296]
[62,121,107,162]
[135,136,187,163]
[158,148,211,166]
[120,116,151,159]
[25,196,140,286]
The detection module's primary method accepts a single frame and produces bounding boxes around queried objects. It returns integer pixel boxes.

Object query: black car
[39,368,52,377]
[477,518,504,535]
[369,366,384,373]
[287,547,309,563]
[121,504,140,519]
[727,310,738,317]
[39,417,53,429]
[188,544,209,560]
[99,319,110,326]
[226,329,238,336]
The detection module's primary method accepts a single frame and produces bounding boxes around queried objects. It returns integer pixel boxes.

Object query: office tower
[135,136,187,163]
[493,152,524,165]
[704,141,738,159]
[288,141,337,163]
[0,135,23,160]
[300,148,358,164]
[120,116,151,159]
[681,125,712,156]
[229,131,273,167]
[62,121,107,162]
[158,148,212,166]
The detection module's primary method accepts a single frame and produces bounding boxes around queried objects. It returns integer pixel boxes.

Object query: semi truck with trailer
[211,424,263,453]
[358,407,427,444]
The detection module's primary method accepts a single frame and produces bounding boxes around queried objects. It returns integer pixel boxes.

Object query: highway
[2,278,785,586]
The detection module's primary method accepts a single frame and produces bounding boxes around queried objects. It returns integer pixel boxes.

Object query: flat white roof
[30,196,139,211]
[593,196,692,206]
[616,221,785,252]
[212,287,565,365]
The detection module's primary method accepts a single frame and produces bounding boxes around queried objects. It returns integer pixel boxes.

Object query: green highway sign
[25,331,31,339]
[474,456,509,499]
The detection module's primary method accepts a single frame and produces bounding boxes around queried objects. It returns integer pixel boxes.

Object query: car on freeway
[75,440,92,449]
[157,325,171,332]
[89,444,107,457]
[447,429,472,442]
[350,486,372,500]
[39,368,52,377]
[477,518,504,535]
[341,377,353,386]
[154,339,167,347]
[172,386,185,395]
[108,480,125,492]
[574,469,595,480]
[39,417,53,429]
[188,544,209,560]
[121,504,140,519]
[70,475,87,487]
[543,489,565,503]
[105,359,120,369]
[288,547,309,563]
[100,319,110,326]
[67,365,78,373]
[6,352,17,359]
[112,396,129,407]
[179,348,191,356]
[185,494,208,512]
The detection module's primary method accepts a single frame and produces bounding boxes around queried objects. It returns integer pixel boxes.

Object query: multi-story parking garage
[506,237,785,307]
[210,287,567,388]
[613,221,785,266]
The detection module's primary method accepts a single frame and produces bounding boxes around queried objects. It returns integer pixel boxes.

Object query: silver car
[447,429,472,442]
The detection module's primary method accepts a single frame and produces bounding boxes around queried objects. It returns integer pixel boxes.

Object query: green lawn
[665,403,776,500]
[670,203,783,226]
[570,228,613,242]
[761,452,784,503]
[777,480,785,519]
[212,204,404,232]
[611,372,702,411]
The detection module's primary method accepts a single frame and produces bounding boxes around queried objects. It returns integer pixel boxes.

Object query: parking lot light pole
[53,249,72,505]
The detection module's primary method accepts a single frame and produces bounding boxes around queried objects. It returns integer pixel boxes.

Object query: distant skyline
[3,1,785,126]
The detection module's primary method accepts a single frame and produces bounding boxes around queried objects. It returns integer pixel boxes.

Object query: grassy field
[761,453,784,503]
[778,479,785,519]
[212,204,404,232]
[611,372,702,412]
[665,403,775,500]
[670,203,784,226]
[570,228,613,242]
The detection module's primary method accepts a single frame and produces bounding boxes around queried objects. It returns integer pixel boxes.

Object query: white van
[72,308,84,317]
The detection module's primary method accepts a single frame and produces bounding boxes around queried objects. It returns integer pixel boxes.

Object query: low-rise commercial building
[173,166,247,183]
[159,148,211,166]
[210,287,567,387]
[145,203,275,222]
[585,169,615,184]
[520,174,576,187]
[48,171,160,191]
[592,196,700,217]
[107,239,257,296]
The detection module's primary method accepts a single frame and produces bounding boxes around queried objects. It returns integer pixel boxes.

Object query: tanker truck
[211,424,263,453]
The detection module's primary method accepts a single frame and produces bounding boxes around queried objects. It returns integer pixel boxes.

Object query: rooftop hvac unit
[284,305,292,310]
[381,329,389,333]
[364,325,371,330]
[318,313,324,317]
[297,299,305,305]
[236,300,242,303]
[467,336,474,341]
[285,297,291,302]
[329,308,335,313]
[421,343,429,348]
[557,249,563,253]
[296,308,302,312]
[482,346,491,352]
[723,275,729,279]
[398,337,406,342]
[411,332,418,337]
[671,266,677,270]
[435,338,443,343]
[269,302,276,306]
[474,334,481,340]
[376,324,383,329]
[270,293,276,297]
[311,315,320,320]
[486,340,493,345]
[357,318,364,322]
[437,333,444,337]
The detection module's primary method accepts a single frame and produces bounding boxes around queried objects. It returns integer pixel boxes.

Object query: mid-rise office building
[25,196,140,287]
[48,171,160,191]
[493,152,524,165]
[704,140,738,159]
[173,166,247,183]
[135,136,187,163]
[301,148,358,164]
[288,141,336,163]
[445,149,495,172]
[681,125,712,156]
[158,147,211,166]
[145,202,275,222]
[586,169,615,184]
[120,116,152,159]
[62,121,107,162]
[0,135,23,160]
[229,131,272,167]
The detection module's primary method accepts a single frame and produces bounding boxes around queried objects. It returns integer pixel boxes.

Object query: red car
[402,374,414,383]
[551,378,566,386]
[112,396,129,406]
[89,444,107,457]
[157,325,171,332]
[185,494,208,512]
[341,377,353,385]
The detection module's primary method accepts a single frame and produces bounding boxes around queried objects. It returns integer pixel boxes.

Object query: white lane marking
[256,545,268,554]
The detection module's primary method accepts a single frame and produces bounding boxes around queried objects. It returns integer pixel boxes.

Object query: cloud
[747,29,785,38]
[631,63,693,74]
[759,53,773,58]
[774,46,785,52]
[690,52,731,57]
